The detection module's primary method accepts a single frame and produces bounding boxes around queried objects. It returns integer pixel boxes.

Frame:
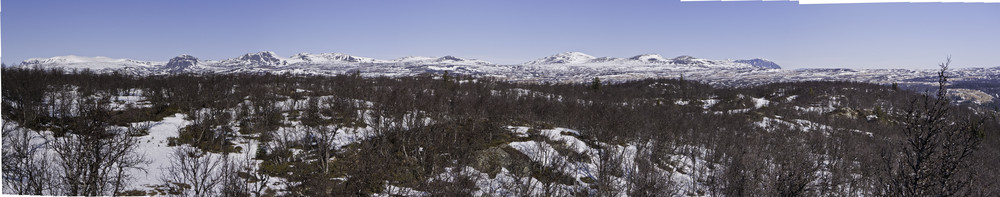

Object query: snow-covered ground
[130,114,191,188]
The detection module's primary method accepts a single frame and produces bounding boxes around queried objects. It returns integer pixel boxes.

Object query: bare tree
[49,94,149,196]
[769,135,820,196]
[313,125,339,175]
[239,142,273,197]
[162,146,225,196]
[218,155,251,197]
[881,57,985,196]
[627,140,679,196]
[592,145,627,196]
[217,146,272,197]
[2,121,55,195]
[530,140,574,196]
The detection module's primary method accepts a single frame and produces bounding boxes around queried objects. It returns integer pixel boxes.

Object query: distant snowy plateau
[16,51,1000,88]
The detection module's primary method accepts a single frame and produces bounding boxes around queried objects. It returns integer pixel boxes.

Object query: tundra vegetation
[2,60,997,196]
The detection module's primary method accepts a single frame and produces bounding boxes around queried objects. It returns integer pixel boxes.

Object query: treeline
[2,66,998,196]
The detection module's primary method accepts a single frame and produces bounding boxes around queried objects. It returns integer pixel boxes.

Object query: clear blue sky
[2,0,998,69]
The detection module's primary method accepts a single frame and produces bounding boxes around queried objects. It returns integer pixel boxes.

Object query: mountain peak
[558,51,591,56]
[291,53,381,63]
[238,51,279,60]
[394,56,436,62]
[440,55,464,61]
[735,58,781,69]
[525,52,596,65]
[22,55,111,64]
[674,55,696,60]
[670,55,702,65]
[628,54,667,62]
[17,55,156,71]
[228,51,287,67]
[164,54,199,72]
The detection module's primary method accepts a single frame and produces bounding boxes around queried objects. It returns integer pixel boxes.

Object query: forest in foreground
[2,66,998,196]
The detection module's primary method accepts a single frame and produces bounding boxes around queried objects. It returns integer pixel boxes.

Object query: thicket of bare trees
[2,68,151,196]
[878,58,987,196]
[3,64,998,196]
[2,120,54,195]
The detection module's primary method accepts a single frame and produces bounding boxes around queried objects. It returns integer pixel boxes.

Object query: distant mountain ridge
[16,51,1000,94]
[16,51,780,75]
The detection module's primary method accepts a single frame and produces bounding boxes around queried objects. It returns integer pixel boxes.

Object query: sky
[2,0,998,69]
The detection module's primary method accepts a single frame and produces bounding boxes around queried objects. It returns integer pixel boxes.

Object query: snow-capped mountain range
[14,51,1000,88]
[15,51,779,76]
